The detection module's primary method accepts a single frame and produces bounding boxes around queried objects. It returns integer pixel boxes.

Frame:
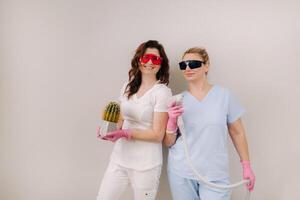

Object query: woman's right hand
[166,101,184,133]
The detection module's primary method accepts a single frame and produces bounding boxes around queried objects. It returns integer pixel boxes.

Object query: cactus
[103,102,120,123]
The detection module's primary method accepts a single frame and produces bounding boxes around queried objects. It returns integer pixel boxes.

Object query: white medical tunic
[168,85,245,181]
[111,82,172,170]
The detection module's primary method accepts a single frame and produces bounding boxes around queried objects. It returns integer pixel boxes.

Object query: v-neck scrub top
[168,85,245,181]
[111,82,172,170]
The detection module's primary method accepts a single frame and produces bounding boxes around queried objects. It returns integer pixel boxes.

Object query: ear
[138,58,143,67]
[204,63,209,73]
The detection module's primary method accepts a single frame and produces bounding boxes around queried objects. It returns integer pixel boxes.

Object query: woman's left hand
[241,160,255,191]
[102,129,132,142]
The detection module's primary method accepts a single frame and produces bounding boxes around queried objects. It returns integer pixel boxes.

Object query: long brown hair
[125,40,169,99]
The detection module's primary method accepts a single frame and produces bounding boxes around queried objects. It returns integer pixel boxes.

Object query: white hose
[174,94,251,200]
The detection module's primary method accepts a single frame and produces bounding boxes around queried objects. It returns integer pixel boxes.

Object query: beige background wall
[1,0,300,199]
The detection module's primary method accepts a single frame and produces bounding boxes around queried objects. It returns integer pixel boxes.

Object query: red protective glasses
[140,54,162,65]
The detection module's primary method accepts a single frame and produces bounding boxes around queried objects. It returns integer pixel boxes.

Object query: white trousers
[97,161,162,200]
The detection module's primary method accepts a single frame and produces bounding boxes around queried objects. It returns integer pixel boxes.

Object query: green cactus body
[103,102,120,123]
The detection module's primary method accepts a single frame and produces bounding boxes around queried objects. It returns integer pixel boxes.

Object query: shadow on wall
[169,67,187,94]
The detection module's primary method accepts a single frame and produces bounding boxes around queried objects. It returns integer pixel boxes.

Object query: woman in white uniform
[163,47,255,200]
[97,40,172,200]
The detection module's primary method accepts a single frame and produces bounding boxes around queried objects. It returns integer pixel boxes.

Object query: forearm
[163,133,177,147]
[131,129,165,143]
[123,112,168,143]
[230,132,250,161]
[228,119,250,161]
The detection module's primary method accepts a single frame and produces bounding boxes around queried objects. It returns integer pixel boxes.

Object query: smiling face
[139,48,161,76]
[182,53,209,82]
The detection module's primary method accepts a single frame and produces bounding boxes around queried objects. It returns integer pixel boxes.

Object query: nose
[185,64,191,70]
[147,59,153,65]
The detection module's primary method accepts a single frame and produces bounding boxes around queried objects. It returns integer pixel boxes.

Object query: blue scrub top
[168,85,245,181]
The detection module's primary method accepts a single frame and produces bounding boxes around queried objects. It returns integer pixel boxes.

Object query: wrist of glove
[166,117,178,133]
[166,101,184,133]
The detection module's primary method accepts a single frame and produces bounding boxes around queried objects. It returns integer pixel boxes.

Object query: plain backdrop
[1,0,300,200]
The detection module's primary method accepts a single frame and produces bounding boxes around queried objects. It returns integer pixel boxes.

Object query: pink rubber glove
[241,160,255,191]
[166,101,184,133]
[102,129,132,142]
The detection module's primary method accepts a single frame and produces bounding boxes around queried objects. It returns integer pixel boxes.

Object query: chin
[142,68,159,74]
[141,70,157,76]
[184,76,196,81]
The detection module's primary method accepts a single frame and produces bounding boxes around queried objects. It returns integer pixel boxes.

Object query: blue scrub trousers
[168,170,231,200]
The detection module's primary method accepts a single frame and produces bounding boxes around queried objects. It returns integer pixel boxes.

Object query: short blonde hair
[182,47,210,65]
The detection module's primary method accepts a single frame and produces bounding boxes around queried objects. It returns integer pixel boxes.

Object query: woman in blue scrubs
[163,47,255,200]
